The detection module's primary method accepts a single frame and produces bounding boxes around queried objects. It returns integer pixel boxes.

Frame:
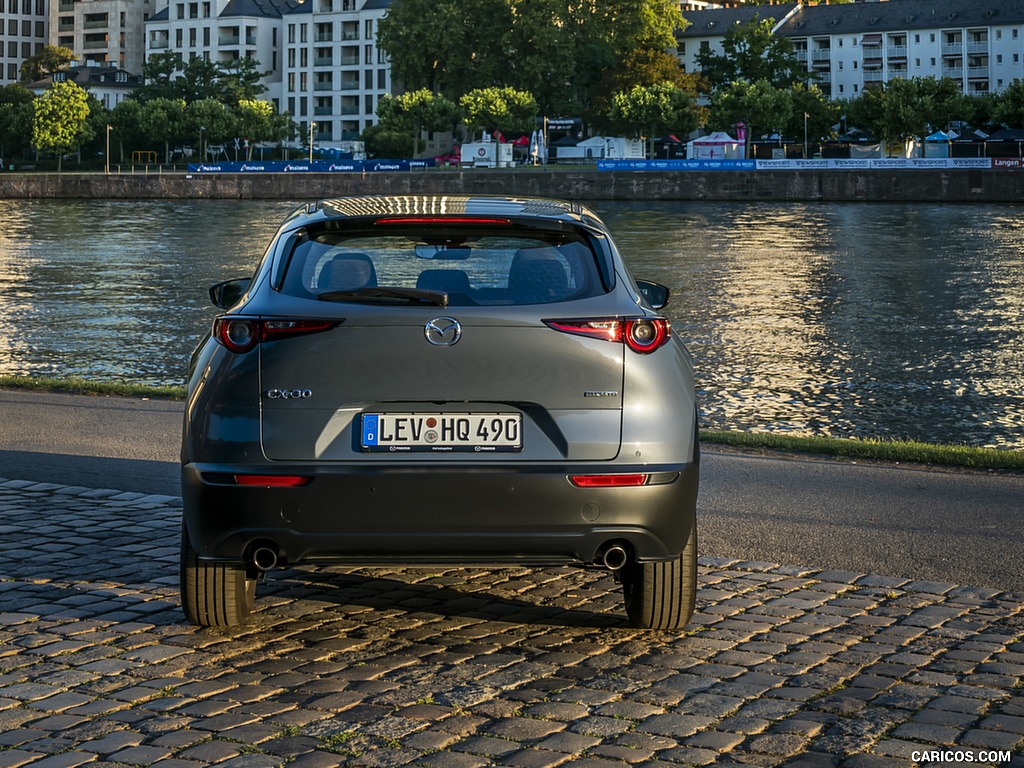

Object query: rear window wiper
[316,286,449,307]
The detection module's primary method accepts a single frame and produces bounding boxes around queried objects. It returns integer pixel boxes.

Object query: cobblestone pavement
[1,479,1022,768]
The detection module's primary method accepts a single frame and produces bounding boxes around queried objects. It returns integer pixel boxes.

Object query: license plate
[361,413,523,452]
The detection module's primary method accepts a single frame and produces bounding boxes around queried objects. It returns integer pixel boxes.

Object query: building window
[838,84,844,93]
[996,30,1001,40]
[365,44,372,64]
[853,84,858,92]
[378,68,385,89]
[914,34,920,44]
[365,19,372,39]
[288,24,295,44]
[931,58,936,66]
[997,54,1003,64]
[930,33,936,42]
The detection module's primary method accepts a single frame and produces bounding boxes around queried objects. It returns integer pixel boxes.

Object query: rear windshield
[276,228,608,306]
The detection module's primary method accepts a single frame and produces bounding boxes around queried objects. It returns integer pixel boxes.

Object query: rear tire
[621,522,697,630]
[180,522,255,627]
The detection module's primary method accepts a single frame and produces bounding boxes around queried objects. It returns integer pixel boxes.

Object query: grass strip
[1,375,1020,471]
[0,374,185,401]
[701,429,1024,471]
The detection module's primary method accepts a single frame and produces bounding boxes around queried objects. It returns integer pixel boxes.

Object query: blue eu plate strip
[362,414,379,446]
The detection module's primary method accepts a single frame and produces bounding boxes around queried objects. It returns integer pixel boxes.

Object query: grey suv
[181,195,699,629]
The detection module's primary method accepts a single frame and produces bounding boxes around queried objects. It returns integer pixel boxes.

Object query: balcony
[887,45,907,59]
[82,39,108,51]
[968,66,990,79]
[794,50,808,63]
[813,72,831,84]
[314,55,333,66]
[340,54,359,66]
[83,19,108,29]
[219,35,239,46]
[812,49,831,61]
[942,66,964,79]
[863,70,884,82]
[941,43,962,55]
[315,33,333,43]
[967,42,988,55]
[313,81,334,91]
[150,36,169,49]
[313,106,334,116]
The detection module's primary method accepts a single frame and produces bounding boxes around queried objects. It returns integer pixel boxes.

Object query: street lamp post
[199,126,205,162]
[803,112,809,158]
[309,122,316,163]
[105,124,112,175]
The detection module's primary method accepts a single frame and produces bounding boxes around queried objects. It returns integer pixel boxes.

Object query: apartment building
[281,0,391,145]
[49,0,154,74]
[1,0,48,85]
[145,0,299,107]
[678,0,1024,98]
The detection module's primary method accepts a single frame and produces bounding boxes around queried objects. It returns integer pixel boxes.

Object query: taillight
[213,318,339,353]
[544,318,672,354]
[570,474,649,488]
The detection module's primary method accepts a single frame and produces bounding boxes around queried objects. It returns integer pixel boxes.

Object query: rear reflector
[234,475,312,487]
[570,474,649,488]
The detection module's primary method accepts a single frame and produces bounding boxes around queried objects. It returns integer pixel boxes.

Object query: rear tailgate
[260,308,624,461]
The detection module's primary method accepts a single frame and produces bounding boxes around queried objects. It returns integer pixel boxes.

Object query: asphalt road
[2,388,1022,592]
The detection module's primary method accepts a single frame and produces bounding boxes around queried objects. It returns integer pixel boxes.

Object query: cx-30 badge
[424,317,462,347]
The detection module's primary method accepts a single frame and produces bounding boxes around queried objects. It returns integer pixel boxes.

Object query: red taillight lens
[624,319,671,353]
[570,474,649,488]
[213,318,339,353]
[544,318,671,354]
[234,474,311,487]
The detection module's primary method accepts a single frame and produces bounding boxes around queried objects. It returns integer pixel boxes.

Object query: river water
[0,198,1021,449]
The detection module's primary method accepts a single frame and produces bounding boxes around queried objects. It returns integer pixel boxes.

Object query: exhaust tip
[596,541,630,571]
[251,545,279,572]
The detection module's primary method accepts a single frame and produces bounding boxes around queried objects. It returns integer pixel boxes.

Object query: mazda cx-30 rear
[181,195,699,629]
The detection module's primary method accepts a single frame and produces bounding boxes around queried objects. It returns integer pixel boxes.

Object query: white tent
[687,131,742,160]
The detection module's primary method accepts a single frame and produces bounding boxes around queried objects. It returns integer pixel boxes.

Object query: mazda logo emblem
[424,317,462,346]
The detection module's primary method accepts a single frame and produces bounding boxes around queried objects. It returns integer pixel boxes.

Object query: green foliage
[379,0,689,119]
[695,16,803,88]
[609,82,701,155]
[235,99,287,157]
[31,80,91,170]
[360,123,414,158]
[139,52,184,101]
[19,46,75,84]
[785,83,841,144]
[459,87,537,138]
[0,85,35,160]
[109,99,147,162]
[138,97,186,163]
[709,79,793,140]
[218,58,271,105]
[133,53,270,106]
[992,78,1024,129]
[378,89,459,156]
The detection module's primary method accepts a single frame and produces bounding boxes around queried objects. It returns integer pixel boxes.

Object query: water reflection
[592,201,1024,449]
[0,198,1021,449]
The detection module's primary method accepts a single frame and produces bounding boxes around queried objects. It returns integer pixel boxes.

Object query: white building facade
[1,0,48,85]
[678,1,1024,99]
[145,0,299,107]
[281,0,391,145]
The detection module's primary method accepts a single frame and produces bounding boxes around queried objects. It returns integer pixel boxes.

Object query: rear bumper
[181,461,698,566]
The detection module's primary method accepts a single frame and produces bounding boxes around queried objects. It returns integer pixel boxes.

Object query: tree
[460,87,537,139]
[377,89,459,157]
[360,123,414,159]
[19,46,75,84]
[136,52,185,102]
[0,85,35,163]
[109,98,147,162]
[695,16,804,89]
[31,80,90,171]
[709,79,794,149]
[175,57,223,103]
[918,77,977,132]
[218,58,271,105]
[992,78,1024,129]
[848,79,928,155]
[184,99,233,160]
[785,82,841,150]
[139,98,186,163]
[235,99,290,159]
[608,82,702,157]
[379,0,690,119]
[377,0,511,102]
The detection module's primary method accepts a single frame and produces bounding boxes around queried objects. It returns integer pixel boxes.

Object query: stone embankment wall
[1,169,1023,201]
